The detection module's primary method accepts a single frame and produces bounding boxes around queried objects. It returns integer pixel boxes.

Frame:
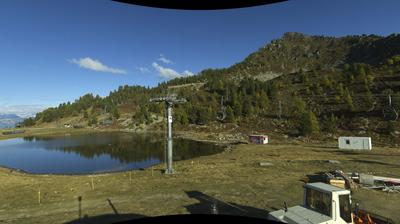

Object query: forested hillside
[21,32,400,144]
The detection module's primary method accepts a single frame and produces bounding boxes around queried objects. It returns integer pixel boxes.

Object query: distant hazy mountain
[0,114,24,128]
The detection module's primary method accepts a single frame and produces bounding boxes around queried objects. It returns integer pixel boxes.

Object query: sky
[0,0,399,117]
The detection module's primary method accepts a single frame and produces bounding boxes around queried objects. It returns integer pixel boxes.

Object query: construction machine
[268,182,393,224]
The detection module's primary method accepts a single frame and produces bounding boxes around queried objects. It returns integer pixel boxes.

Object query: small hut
[249,135,269,144]
[338,136,372,150]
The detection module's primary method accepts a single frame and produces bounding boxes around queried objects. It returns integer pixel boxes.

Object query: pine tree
[111,107,120,119]
[233,101,242,117]
[300,110,320,136]
[188,105,198,124]
[337,83,344,96]
[365,86,374,109]
[347,73,354,83]
[344,88,355,112]
[324,113,338,133]
[133,105,149,124]
[242,98,253,117]
[300,73,309,84]
[21,117,35,127]
[335,95,341,103]
[258,91,269,112]
[196,107,205,125]
[225,106,235,123]
[323,75,331,88]
[88,116,98,126]
[180,110,189,125]
[83,110,89,119]
[357,65,366,77]
[393,55,400,63]
[230,90,238,107]
[305,87,312,95]
[293,96,306,115]
[206,106,214,123]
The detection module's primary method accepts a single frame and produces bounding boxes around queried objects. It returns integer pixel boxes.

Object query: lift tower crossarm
[149,96,187,104]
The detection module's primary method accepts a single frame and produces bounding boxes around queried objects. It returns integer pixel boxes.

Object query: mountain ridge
[0,114,24,129]
[19,32,400,145]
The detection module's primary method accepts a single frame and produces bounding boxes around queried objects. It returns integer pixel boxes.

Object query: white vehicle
[268,182,353,224]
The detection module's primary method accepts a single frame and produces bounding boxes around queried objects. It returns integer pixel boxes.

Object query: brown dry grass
[0,138,399,224]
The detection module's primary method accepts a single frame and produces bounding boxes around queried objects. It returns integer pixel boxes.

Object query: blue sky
[0,0,399,116]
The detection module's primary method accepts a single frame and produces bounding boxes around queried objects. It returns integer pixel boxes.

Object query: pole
[78,196,82,219]
[164,107,167,165]
[166,102,174,174]
[38,189,41,205]
[91,176,94,190]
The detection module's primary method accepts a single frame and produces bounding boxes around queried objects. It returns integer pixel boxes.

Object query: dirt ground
[0,134,399,223]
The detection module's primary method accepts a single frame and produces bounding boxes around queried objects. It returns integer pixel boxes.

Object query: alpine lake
[0,132,224,174]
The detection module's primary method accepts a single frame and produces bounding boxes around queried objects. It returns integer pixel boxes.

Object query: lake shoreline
[0,127,244,144]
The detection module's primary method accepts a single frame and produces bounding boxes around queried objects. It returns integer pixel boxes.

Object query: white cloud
[138,67,150,73]
[0,105,49,118]
[69,57,127,74]
[152,62,194,79]
[157,54,173,64]
[152,62,180,79]
[182,70,194,76]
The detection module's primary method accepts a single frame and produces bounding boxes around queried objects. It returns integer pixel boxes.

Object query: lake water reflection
[0,132,223,174]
